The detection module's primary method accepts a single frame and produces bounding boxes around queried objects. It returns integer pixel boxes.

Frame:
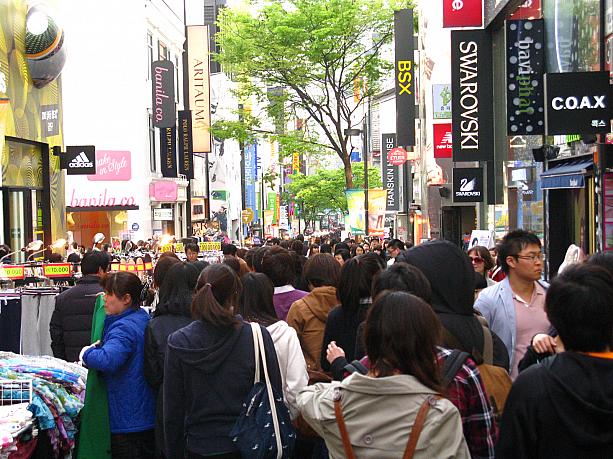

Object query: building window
[147,32,153,79]
[158,41,168,60]
[149,113,157,172]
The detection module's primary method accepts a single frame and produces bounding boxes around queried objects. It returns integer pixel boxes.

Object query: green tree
[287,162,381,227]
[215,0,413,188]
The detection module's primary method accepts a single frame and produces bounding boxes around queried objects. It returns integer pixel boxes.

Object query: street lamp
[27,238,67,261]
[344,119,369,236]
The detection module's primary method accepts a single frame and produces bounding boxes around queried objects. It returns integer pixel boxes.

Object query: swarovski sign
[544,72,612,135]
[451,30,494,162]
[453,167,484,203]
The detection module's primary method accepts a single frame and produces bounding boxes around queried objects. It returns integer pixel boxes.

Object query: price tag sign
[199,242,222,252]
[0,265,26,280]
[43,263,72,278]
[110,262,120,272]
[144,262,153,270]
[174,243,185,253]
[161,244,174,253]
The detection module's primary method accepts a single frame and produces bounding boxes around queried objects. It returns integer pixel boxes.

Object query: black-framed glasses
[514,253,544,262]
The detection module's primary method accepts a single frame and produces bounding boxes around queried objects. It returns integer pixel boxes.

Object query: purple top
[273,287,308,321]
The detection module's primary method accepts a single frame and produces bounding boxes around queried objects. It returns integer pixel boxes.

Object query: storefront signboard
[453,167,484,202]
[451,30,494,161]
[244,142,258,221]
[65,146,96,175]
[88,151,131,181]
[394,9,416,147]
[178,110,194,179]
[443,0,483,28]
[509,0,542,20]
[160,127,177,178]
[149,180,178,202]
[506,19,545,135]
[151,60,175,129]
[153,208,174,221]
[382,133,400,211]
[187,25,211,153]
[544,72,612,135]
[433,123,453,158]
[433,84,452,119]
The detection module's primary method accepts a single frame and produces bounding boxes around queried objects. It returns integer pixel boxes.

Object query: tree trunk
[342,155,354,189]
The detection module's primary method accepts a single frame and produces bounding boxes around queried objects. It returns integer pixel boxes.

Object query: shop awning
[540,159,593,190]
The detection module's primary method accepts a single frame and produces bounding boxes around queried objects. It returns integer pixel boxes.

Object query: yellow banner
[199,242,221,252]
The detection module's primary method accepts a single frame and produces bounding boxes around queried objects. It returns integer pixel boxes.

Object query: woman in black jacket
[163,264,282,459]
[144,262,199,457]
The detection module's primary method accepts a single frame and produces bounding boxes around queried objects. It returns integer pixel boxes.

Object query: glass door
[3,189,34,263]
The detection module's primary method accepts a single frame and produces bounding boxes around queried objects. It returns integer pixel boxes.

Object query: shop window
[158,41,168,60]
[147,32,153,80]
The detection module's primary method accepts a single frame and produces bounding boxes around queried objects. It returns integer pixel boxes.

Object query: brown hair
[100,272,143,308]
[192,264,242,328]
[153,255,181,288]
[467,245,495,271]
[261,246,295,287]
[364,291,442,392]
[304,253,341,288]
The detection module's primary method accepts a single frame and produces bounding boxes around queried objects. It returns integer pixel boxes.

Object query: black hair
[587,252,613,277]
[261,246,295,286]
[222,243,237,256]
[546,263,613,352]
[156,262,200,317]
[319,243,332,254]
[192,264,241,328]
[371,262,432,304]
[100,272,143,308]
[334,249,351,262]
[238,272,278,326]
[81,251,110,276]
[252,246,269,273]
[387,239,405,251]
[223,255,241,274]
[337,253,385,315]
[498,229,541,274]
[153,255,181,288]
[185,243,199,253]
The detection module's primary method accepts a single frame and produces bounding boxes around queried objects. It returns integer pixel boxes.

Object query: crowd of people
[46,230,613,458]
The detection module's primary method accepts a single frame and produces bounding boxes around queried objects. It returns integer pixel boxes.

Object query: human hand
[326,341,345,364]
[532,334,556,354]
[78,340,100,365]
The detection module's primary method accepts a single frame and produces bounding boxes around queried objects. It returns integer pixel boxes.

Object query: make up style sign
[544,71,612,135]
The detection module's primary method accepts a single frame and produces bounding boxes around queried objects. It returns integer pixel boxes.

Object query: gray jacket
[474,277,548,369]
[297,372,469,459]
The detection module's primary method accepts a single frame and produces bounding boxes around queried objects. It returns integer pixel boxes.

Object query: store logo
[69,152,93,168]
[459,177,476,192]
[551,95,606,110]
[458,41,480,150]
[453,167,483,202]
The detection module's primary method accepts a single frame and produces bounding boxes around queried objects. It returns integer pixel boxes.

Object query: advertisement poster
[345,189,365,235]
[368,189,387,237]
[433,84,452,119]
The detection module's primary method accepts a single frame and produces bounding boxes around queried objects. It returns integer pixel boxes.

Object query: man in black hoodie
[496,263,613,458]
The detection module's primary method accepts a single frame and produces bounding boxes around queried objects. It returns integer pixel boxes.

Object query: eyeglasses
[470,256,485,264]
[514,253,544,262]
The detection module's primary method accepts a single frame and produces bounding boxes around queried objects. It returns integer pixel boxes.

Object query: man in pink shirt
[475,230,551,379]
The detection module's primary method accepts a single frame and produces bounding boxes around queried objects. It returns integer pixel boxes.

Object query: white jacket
[267,320,309,419]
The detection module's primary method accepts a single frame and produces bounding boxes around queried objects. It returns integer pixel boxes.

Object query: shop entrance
[66,210,128,248]
[441,206,477,249]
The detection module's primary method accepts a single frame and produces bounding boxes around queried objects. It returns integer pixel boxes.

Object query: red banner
[433,123,453,158]
[508,0,542,20]
[443,0,483,28]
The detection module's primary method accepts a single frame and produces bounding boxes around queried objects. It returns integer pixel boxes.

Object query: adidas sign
[69,152,94,168]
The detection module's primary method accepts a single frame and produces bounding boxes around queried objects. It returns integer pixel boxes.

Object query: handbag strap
[250,322,260,384]
[402,396,440,459]
[333,388,439,459]
[333,390,357,459]
[252,323,283,459]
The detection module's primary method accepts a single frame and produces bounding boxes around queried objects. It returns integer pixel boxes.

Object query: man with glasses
[475,230,551,379]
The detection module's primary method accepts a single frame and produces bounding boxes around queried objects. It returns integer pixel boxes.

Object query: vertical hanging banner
[244,142,258,220]
[368,189,387,237]
[451,29,494,162]
[443,0,484,28]
[178,110,194,178]
[506,19,545,135]
[394,9,416,147]
[151,60,175,128]
[382,133,400,211]
[345,189,365,235]
[160,127,177,177]
[187,25,211,153]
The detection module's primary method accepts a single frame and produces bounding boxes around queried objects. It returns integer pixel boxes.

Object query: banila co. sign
[544,71,612,135]
[151,60,175,129]
[451,29,494,162]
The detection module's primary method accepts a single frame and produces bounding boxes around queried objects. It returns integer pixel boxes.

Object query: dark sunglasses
[470,256,485,263]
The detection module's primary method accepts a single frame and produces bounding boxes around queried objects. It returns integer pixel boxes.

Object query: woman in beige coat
[297,291,470,458]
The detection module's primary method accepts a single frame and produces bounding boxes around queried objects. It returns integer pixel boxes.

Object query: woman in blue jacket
[82,271,156,458]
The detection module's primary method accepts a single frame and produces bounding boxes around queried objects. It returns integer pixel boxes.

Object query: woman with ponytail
[163,264,282,459]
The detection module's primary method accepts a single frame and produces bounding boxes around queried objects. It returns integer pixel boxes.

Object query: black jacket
[163,318,282,458]
[497,352,613,458]
[49,275,102,362]
[320,303,369,373]
[144,313,193,456]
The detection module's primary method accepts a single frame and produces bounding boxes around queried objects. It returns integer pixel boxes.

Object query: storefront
[1,1,66,262]
[150,178,188,238]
